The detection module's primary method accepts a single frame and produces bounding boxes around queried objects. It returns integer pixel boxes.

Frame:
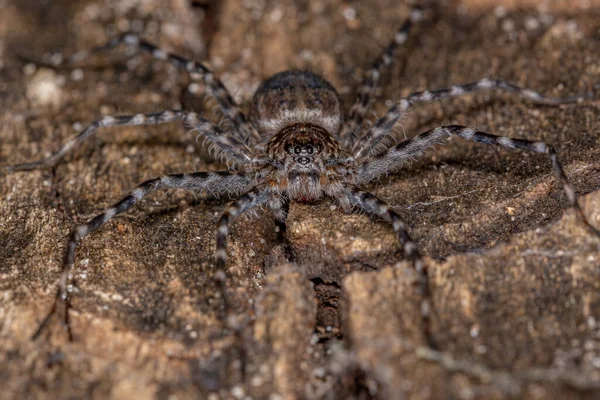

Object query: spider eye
[306,145,314,154]
[294,145,302,154]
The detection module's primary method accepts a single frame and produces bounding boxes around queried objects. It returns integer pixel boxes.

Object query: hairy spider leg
[62,33,260,145]
[353,78,597,158]
[357,125,600,237]
[342,186,437,349]
[272,196,291,239]
[339,7,423,149]
[5,110,253,173]
[214,187,272,313]
[31,171,253,340]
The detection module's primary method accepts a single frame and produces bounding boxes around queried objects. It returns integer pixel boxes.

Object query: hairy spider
[5,8,599,347]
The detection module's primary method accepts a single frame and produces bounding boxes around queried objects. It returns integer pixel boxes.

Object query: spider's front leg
[214,186,272,314]
[53,33,259,145]
[31,171,254,340]
[271,196,290,238]
[340,186,437,349]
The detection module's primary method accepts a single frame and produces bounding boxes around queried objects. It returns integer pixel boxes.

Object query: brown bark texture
[1,0,600,399]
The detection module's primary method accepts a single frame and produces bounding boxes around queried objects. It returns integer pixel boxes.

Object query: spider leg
[31,171,254,340]
[214,186,272,312]
[356,125,600,237]
[5,110,253,173]
[210,186,271,381]
[270,195,290,239]
[353,78,597,158]
[59,34,260,145]
[339,7,423,149]
[342,186,437,349]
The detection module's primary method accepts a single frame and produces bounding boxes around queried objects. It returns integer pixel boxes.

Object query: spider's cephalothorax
[6,8,599,348]
[266,121,344,201]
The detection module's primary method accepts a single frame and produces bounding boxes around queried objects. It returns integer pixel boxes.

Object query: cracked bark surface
[1,0,600,399]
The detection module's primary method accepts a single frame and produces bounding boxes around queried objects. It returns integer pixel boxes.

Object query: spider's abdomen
[252,70,343,137]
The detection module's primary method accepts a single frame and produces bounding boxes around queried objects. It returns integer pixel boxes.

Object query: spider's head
[266,123,341,201]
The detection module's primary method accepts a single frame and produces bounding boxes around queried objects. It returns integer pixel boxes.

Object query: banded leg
[353,78,597,158]
[269,195,290,239]
[343,186,437,349]
[356,125,600,236]
[59,34,260,145]
[214,188,270,380]
[340,8,424,149]
[31,171,254,340]
[214,187,271,311]
[5,110,253,173]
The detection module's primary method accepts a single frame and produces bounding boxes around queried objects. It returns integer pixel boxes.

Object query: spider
[5,7,599,348]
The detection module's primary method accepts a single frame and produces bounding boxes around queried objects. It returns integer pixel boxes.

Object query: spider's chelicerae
[6,8,599,346]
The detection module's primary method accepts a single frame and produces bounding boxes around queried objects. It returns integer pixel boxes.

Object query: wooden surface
[1,0,600,398]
